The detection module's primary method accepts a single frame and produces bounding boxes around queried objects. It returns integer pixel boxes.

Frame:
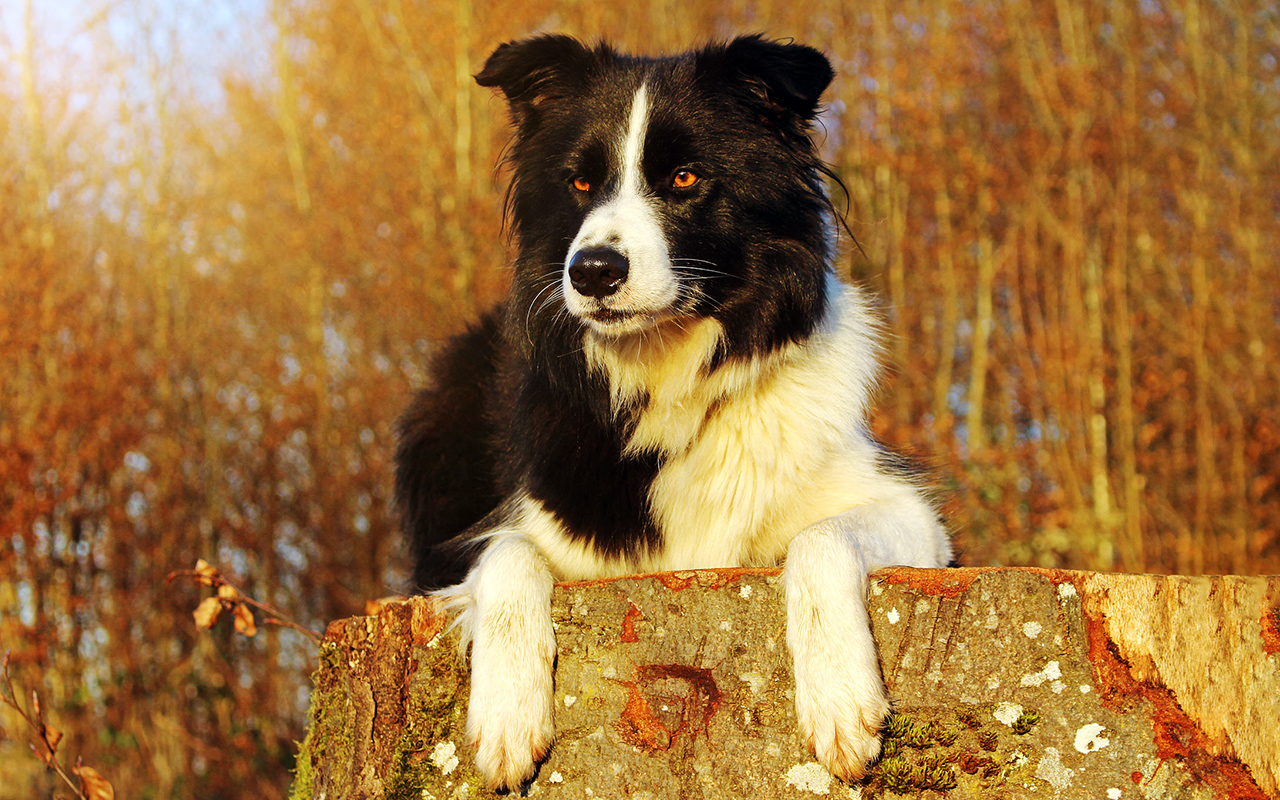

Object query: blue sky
[0,0,270,102]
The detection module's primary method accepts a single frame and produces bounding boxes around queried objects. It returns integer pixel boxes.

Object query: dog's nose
[568,247,629,298]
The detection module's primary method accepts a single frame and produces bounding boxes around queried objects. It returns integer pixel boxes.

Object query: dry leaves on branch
[169,559,321,645]
[3,652,116,800]
[182,566,257,637]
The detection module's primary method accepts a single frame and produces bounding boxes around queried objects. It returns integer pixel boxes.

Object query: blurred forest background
[1,0,1278,795]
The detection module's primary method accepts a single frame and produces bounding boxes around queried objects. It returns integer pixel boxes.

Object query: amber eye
[672,169,699,189]
[571,176,591,192]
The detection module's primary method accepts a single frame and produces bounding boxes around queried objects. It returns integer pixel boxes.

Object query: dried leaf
[217,584,241,602]
[232,604,257,637]
[73,765,116,800]
[194,559,220,586]
[193,597,223,629]
[40,722,62,752]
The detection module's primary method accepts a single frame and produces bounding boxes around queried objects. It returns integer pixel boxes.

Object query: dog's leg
[456,531,556,791]
[784,503,939,781]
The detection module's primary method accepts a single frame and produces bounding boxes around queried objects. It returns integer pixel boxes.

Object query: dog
[395,34,952,791]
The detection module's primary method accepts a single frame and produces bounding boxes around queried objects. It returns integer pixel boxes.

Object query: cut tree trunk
[289,567,1280,799]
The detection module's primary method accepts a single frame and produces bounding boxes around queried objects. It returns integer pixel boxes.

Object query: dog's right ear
[475,34,594,110]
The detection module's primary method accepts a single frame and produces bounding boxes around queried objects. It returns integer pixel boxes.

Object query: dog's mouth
[588,307,648,325]
[579,303,679,337]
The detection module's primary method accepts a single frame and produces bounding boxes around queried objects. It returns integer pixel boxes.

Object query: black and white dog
[396,34,951,791]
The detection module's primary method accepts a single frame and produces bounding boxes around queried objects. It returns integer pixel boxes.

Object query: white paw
[783,515,891,782]
[793,661,889,781]
[466,646,555,790]
[459,532,558,791]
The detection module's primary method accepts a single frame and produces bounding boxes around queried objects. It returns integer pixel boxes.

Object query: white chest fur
[581,278,887,572]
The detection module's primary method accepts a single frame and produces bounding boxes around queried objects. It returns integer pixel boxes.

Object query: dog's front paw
[783,514,900,782]
[458,532,558,791]
[466,611,556,792]
[466,644,555,790]
[793,667,889,781]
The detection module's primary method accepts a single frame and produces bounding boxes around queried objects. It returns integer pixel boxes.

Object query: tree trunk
[290,567,1280,799]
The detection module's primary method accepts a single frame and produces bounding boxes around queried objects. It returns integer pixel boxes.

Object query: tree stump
[289,567,1280,799]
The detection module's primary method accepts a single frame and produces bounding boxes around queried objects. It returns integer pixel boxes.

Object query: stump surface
[290,567,1280,799]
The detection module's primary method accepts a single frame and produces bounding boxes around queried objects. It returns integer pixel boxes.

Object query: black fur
[394,312,508,589]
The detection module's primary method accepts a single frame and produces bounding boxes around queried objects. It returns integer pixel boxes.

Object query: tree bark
[290,567,1280,799]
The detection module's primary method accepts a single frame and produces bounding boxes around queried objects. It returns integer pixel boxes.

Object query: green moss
[876,754,917,793]
[406,646,465,743]
[917,753,957,791]
[290,747,312,798]
[865,703,1054,795]
[884,711,914,739]
[384,730,431,800]
[883,711,936,750]
[868,709,968,794]
[903,722,934,749]
[382,639,477,799]
[932,725,959,747]
[872,751,959,795]
[289,641,351,800]
[1012,709,1040,735]
[880,737,902,759]
[288,738,313,800]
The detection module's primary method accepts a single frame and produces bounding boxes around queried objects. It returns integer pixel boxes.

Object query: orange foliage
[1,0,1278,795]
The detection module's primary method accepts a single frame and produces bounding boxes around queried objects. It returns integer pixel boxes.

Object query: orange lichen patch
[653,567,779,591]
[1083,598,1268,800]
[559,566,779,592]
[879,566,979,598]
[653,571,701,591]
[653,571,707,591]
[410,597,450,646]
[877,565,1086,599]
[1262,607,1280,656]
[655,565,783,588]
[615,664,723,752]
[621,601,643,643]
[616,680,674,751]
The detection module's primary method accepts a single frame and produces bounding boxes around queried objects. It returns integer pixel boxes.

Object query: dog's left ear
[475,34,595,110]
[698,35,834,122]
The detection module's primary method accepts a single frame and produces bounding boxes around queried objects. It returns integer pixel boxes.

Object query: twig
[1,651,89,800]
[166,560,323,646]
[240,600,324,645]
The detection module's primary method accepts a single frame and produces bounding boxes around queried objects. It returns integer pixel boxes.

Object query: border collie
[396,34,951,791]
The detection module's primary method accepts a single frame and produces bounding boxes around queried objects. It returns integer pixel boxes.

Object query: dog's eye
[571,176,592,192]
[671,169,699,189]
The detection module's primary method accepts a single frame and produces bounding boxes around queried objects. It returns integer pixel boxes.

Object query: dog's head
[478,35,837,357]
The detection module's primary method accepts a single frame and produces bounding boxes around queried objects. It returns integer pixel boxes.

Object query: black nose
[568,247,629,298]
